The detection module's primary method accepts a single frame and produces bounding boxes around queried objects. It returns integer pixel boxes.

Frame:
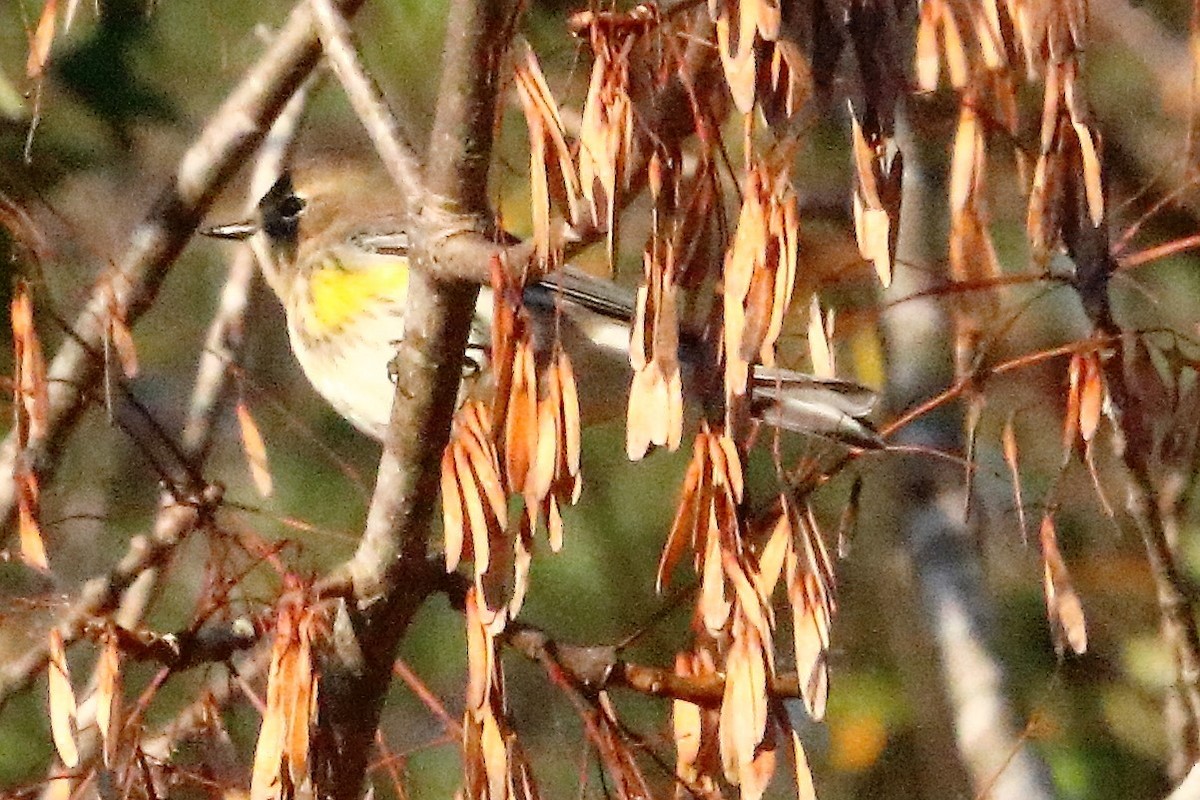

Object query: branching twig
[100,618,260,671]
[0,490,221,714]
[1064,175,1200,770]
[0,0,367,534]
[140,645,272,763]
[2,87,310,778]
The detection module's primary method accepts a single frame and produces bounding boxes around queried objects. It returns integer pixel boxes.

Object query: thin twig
[0,490,222,715]
[392,659,463,737]
[309,0,425,209]
[503,619,803,706]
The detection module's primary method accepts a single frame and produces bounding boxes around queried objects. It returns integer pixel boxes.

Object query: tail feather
[528,268,885,449]
[749,366,884,449]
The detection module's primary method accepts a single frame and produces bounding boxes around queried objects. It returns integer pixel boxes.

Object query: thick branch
[418,21,722,286]
[310,2,516,798]
[422,0,511,215]
[102,618,259,670]
[1063,161,1200,769]
[1102,332,1200,770]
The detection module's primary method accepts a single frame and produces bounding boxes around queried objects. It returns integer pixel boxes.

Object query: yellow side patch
[307,256,409,333]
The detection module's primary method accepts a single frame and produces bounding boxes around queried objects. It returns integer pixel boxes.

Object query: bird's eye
[277,194,306,222]
[261,173,306,242]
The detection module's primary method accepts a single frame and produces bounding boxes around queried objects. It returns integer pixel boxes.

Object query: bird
[201,162,882,451]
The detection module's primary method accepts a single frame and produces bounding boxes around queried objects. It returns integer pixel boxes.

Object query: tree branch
[100,617,260,671]
[309,0,425,210]
[309,2,517,798]
[0,81,308,756]
[0,0,367,535]
[0,490,221,715]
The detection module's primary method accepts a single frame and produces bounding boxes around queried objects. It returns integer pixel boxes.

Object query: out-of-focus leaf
[1039,515,1088,656]
[236,399,273,497]
[27,0,58,78]
[47,629,78,769]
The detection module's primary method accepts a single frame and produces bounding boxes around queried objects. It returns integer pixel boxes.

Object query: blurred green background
[2,1,1199,798]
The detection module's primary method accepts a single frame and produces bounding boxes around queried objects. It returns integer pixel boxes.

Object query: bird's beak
[200,220,259,241]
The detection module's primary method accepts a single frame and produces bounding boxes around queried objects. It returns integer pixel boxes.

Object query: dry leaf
[719,615,768,785]
[1063,352,1083,459]
[557,350,582,482]
[788,722,817,800]
[513,41,584,262]
[45,776,71,800]
[1078,351,1104,443]
[627,241,683,460]
[658,435,706,591]
[510,518,534,617]
[948,100,1000,289]
[479,705,508,800]
[1039,515,1087,655]
[724,159,799,402]
[12,286,49,442]
[740,724,777,800]
[1072,121,1104,228]
[807,295,834,378]
[1001,414,1028,544]
[725,547,775,643]
[672,653,704,783]
[47,629,78,769]
[442,445,468,572]
[16,470,48,571]
[915,0,940,91]
[700,512,733,633]
[762,38,813,120]
[786,506,835,721]
[849,111,902,287]
[95,629,121,766]
[756,511,791,598]
[461,408,509,530]
[251,595,320,800]
[463,584,524,800]
[578,31,634,260]
[505,339,538,494]
[236,399,273,497]
[464,587,494,711]
[455,439,494,576]
[715,3,757,112]
[27,0,57,78]
[940,5,969,87]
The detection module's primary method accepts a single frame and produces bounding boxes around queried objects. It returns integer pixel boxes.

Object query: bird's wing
[527,266,637,323]
[354,232,412,256]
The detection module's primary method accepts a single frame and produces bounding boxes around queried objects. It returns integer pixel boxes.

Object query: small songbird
[202,163,882,449]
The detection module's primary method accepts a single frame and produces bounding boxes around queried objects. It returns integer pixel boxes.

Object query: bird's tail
[748,366,883,449]
[531,267,884,449]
